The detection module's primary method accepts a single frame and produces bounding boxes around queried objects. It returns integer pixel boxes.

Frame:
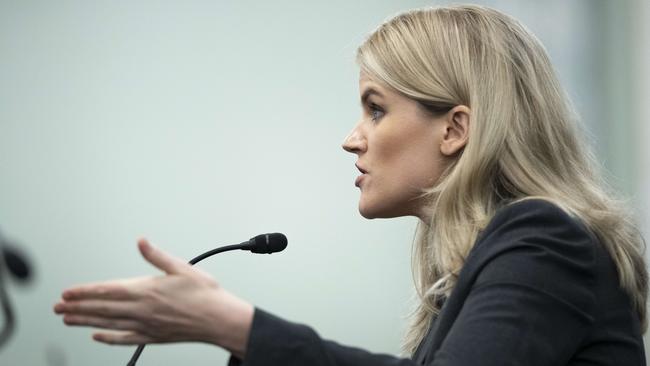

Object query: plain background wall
[0,1,647,365]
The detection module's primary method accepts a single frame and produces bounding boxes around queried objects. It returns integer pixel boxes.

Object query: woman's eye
[369,104,384,122]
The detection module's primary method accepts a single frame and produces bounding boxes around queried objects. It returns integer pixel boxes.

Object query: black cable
[0,256,15,349]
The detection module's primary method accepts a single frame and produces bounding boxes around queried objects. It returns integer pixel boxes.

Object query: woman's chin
[358,201,379,219]
[359,209,376,219]
[358,202,403,219]
[358,198,417,219]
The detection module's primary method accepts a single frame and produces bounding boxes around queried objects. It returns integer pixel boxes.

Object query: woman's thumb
[137,238,188,274]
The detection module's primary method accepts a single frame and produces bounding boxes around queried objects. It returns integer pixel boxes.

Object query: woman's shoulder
[473,198,597,254]
[483,198,590,232]
[462,198,599,303]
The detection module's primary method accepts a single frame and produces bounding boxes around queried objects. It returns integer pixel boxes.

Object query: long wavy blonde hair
[356,5,648,356]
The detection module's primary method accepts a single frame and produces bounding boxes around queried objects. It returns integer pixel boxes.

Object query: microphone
[0,229,33,350]
[126,232,288,366]
[188,233,287,264]
[2,245,31,280]
[246,233,288,254]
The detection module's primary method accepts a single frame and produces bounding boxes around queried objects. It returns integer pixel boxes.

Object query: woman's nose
[341,125,367,154]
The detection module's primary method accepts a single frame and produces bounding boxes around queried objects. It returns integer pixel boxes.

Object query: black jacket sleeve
[228,308,414,366]
[228,200,599,366]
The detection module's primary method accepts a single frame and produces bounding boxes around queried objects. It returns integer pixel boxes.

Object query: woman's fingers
[137,238,190,275]
[55,238,230,346]
[63,314,143,333]
[92,330,156,345]
[61,277,145,301]
[54,299,136,318]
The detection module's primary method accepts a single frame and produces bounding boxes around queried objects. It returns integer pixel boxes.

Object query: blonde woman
[54,5,647,365]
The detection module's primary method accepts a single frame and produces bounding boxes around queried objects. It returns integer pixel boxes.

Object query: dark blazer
[229,199,646,365]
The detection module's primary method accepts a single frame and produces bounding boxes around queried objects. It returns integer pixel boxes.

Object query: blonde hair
[356,5,648,356]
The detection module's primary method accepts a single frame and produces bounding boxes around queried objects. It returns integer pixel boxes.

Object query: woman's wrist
[225,299,254,360]
[204,289,255,359]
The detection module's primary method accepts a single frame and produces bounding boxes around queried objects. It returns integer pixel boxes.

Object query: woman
[53,5,648,365]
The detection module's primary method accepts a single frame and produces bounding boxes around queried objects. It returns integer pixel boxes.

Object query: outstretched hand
[53,239,253,357]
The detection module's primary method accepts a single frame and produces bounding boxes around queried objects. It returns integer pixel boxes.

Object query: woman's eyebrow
[360,88,385,106]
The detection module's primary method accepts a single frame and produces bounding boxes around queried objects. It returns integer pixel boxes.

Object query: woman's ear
[440,105,470,156]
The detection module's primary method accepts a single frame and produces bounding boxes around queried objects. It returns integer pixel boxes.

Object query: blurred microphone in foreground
[0,228,32,350]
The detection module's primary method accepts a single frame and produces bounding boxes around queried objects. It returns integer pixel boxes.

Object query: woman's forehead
[359,73,386,92]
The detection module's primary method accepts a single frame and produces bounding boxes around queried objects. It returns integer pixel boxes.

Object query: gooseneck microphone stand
[0,255,15,350]
[126,233,287,366]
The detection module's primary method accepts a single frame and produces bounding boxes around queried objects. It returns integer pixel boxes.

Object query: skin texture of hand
[53,238,254,359]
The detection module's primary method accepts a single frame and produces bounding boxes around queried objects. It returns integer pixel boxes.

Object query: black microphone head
[249,233,287,254]
[2,245,31,281]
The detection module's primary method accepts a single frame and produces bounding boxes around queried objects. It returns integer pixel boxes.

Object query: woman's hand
[53,238,254,358]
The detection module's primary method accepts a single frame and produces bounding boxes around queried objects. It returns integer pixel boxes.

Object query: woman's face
[342,73,468,220]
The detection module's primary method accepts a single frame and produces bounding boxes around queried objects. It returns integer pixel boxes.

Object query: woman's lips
[355,174,366,187]
[355,163,368,187]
